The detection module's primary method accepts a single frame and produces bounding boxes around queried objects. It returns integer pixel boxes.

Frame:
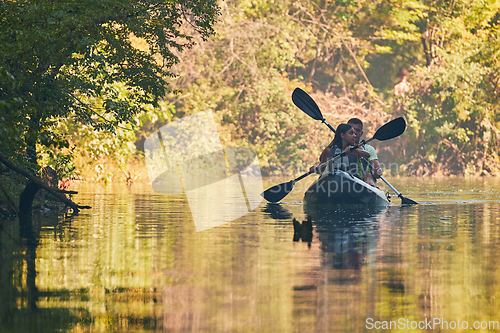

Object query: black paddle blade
[400,195,418,205]
[373,117,406,141]
[292,88,323,121]
[261,181,294,203]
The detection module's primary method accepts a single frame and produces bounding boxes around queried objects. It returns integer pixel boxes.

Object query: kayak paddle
[292,87,418,205]
[261,110,407,203]
[260,172,313,203]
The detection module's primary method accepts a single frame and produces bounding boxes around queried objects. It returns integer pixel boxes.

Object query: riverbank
[2,155,500,220]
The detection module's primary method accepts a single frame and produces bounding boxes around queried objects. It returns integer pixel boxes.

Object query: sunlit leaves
[0,0,220,168]
[401,18,500,174]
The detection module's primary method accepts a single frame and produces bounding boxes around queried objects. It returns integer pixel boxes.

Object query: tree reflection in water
[0,213,88,332]
[2,178,497,332]
[20,212,39,311]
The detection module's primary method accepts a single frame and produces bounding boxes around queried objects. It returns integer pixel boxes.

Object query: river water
[1,177,500,332]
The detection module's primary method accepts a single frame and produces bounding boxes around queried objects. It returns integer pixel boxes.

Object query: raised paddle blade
[372,117,406,141]
[292,88,324,120]
[261,181,294,203]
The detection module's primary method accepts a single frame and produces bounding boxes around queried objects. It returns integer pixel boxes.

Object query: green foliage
[167,2,326,171]
[399,3,500,175]
[35,97,177,181]
[3,0,499,179]
[39,147,76,180]
[0,68,25,163]
[0,0,220,173]
[165,0,500,177]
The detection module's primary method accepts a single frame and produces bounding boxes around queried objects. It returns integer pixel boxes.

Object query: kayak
[303,169,390,208]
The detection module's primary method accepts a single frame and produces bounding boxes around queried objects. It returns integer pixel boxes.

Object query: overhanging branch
[0,151,91,213]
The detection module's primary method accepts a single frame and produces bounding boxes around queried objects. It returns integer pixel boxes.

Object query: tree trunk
[421,31,432,67]
[25,119,39,166]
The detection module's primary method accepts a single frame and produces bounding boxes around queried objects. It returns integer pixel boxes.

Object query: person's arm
[309,146,331,174]
[370,158,383,178]
[319,147,331,164]
[346,145,370,159]
[364,145,382,178]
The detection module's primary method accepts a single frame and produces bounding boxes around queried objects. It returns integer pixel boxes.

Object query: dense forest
[2,0,500,210]
[166,0,500,177]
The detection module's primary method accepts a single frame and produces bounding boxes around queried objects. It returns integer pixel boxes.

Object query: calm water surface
[1,177,500,332]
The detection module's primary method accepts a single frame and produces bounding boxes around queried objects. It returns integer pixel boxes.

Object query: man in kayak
[312,118,382,187]
[347,118,383,181]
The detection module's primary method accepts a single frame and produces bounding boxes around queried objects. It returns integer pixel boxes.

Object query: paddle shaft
[360,156,400,196]
[328,131,409,201]
[293,171,313,184]
[317,144,396,193]
[312,140,372,173]
[322,119,336,133]
[380,176,401,196]
[292,87,416,204]
[358,155,417,204]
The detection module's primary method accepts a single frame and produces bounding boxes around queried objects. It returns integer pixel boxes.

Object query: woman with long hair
[314,123,374,185]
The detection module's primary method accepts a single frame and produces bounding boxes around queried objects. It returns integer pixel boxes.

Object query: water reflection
[292,216,313,246]
[309,206,387,270]
[262,202,294,220]
[20,215,39,311]
[284,205,388,332]
[1,179,500,332]
[0,213,87,333]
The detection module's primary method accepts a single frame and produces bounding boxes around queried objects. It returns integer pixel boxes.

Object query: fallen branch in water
[0,151,91,213]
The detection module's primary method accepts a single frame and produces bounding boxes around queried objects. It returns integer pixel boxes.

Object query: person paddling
[347,118,382,181]
[311,121,378,187]
[312,123,374,182]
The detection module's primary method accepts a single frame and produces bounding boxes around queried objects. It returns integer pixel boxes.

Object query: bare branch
[0,152,91,213]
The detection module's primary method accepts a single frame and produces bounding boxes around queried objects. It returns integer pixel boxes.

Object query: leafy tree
[4,0,498,184]
[396,0,500,175]
[165,0,329,173]
[283,0,427,97]
[166,0,500,176]
[0,0,220,213]
[0,0,219,166]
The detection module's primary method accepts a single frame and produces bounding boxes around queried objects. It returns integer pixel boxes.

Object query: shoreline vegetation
[1,82,499,218]
[2,0,500,218]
